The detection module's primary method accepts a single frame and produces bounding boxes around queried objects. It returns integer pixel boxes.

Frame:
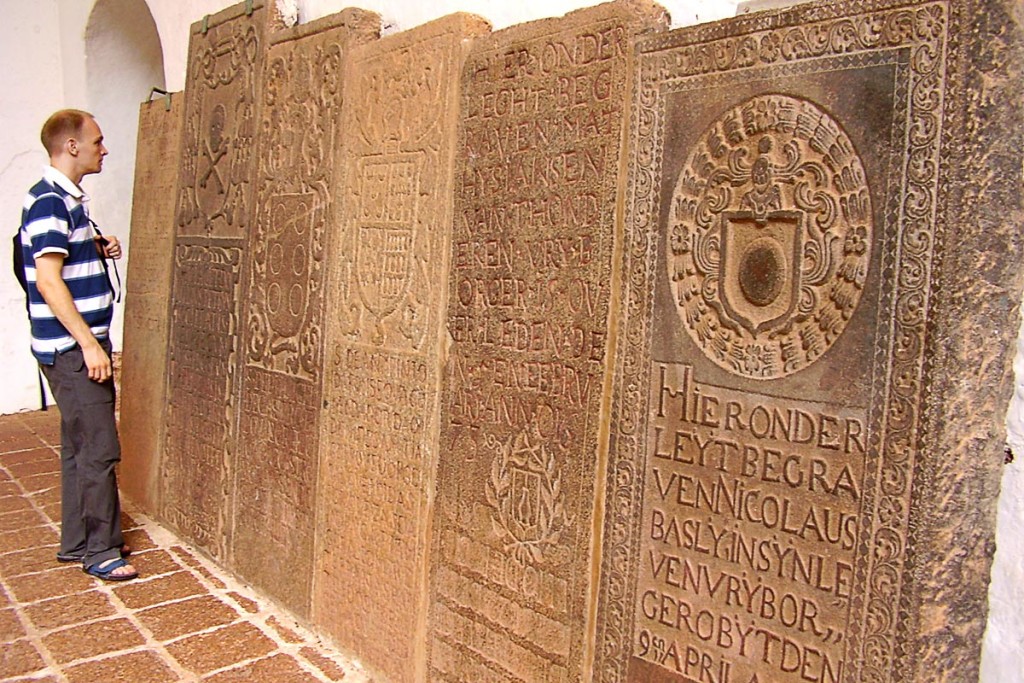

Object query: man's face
[73,116,108,176]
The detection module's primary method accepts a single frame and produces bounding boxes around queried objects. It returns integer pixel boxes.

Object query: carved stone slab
[312,14,489,682]
[427,3,667,681]
[162,2,267,560]
[119,96,184,513]
[595,1,1024,682]
[232,8,380,617]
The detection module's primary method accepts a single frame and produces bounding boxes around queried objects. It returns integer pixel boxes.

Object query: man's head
[41,109,107,182]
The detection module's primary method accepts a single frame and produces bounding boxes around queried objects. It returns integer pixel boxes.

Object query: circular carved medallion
[667,94,872,379]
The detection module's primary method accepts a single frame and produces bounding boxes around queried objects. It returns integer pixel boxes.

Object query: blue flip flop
[84,557,138,582]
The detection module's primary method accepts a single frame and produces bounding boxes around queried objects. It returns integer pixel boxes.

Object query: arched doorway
[84,0,165,350]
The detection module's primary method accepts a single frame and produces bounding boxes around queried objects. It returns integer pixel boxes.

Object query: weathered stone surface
[120,95,183,513]
[232,9,380,617]
[595,2,1024,683]
[162,2,268,559]
[427,3,666,681]
[312,14,489,682]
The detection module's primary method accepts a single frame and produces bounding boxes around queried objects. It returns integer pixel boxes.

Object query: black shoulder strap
[88,219,121,303]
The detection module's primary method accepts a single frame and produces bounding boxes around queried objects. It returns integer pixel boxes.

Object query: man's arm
[34,253,111,382]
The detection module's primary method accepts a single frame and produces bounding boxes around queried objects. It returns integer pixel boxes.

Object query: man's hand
[81,339,112,382]
[95,234,122,259]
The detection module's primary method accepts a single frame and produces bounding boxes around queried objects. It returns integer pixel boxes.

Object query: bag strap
[88,219,121,303]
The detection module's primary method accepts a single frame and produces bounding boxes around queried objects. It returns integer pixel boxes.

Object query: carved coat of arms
[485,421,569,566]
[668,94,872,379]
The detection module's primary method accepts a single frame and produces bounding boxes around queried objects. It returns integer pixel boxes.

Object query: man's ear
[65,137,78,157]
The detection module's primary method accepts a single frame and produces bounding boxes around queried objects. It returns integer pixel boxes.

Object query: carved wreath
[484,422,568,566]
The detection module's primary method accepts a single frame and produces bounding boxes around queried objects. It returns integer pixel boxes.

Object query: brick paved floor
[0,409,370,682]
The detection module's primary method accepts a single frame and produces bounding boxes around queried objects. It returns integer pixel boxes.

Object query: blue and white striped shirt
[19,167,113,365]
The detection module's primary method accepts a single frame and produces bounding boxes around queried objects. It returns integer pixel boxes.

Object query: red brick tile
[39,501,62,522]
[0,481,21,498]
[123,528,157,552]
[42,617,146,664]
[129,549,183,576]
[227,591,259,614]
[7,565,94,602]
[203,653,321,682]
[19,471,60,494]
[7,458,59,479]
[0,639,46,678]
[0,429,45,452]
[0,491,29,511]
[171,546,227,589]
[0,526,59,555]
[24,590,116,631]
[28,486,61,506]
[0,607,25,641]
[267,615,303,644]
[1,447,55,468]
[65,650,179,683]
[113,571,206,610]
[167,622,276,675]
[120,511,139,530]
[0,507,49,534]
[0,545,62,578]
[300,646,347,681]
[138,595,239,641]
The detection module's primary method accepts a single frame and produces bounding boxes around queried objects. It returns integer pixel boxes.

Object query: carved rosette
[669,94,871,379]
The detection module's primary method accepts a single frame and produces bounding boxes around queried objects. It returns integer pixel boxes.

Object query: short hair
[40,109,94,156]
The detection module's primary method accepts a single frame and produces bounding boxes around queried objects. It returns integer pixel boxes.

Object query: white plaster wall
[84,0,166,345]
[0,0,66,414]
[981,298,1024,683]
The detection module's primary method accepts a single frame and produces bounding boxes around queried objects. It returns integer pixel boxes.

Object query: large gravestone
[120,95,183,513]
[312,14,489,682]
[233,8,380,617]
[162,1,268,560]
[427,3,667,681]
[594,1,1024,682]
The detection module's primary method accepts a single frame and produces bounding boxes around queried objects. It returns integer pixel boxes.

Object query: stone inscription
[593,2,995,682]
[176,4,265,239]
[635,363,863,682]
[234,11,378,616]
[315,16,486,683]
[162,4,266,560]
[162,245,242,558]
[234,364,320,611]
[430,5,664,681]
[120,98,184,513]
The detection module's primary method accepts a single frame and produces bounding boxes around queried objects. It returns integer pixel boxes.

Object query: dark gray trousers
[40,338,124,568]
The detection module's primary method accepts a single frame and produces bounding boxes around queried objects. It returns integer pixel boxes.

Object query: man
[18,109,137,581]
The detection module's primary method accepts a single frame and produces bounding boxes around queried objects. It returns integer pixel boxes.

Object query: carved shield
[510,468,542,534]
[719,210,803,335]
[266,193,313,338]
[355,156,418,317]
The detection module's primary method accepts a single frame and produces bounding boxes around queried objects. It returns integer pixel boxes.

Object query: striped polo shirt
[19,166,113,365]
